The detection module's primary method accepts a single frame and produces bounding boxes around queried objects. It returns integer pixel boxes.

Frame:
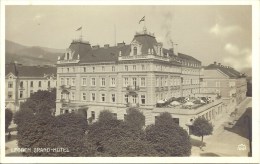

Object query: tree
[145,112,191,156]
[20,89,56,115]
[124,108,145,130]
[98,110,116,122]
[5,108,13,132]
[86,110,156,156]
[190,117,213,148]
[16,112,88,156]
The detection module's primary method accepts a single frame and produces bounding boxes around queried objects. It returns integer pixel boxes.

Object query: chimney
[104,44,110,48]
[214,61,217,65]
[92,45,100,49]
[117,42,125,47]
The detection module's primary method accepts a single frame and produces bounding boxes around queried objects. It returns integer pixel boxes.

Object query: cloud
[209,23,242,37]
[223,43,251,70]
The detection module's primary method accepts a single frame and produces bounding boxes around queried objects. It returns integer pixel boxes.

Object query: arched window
[67,53,70,60]
[133,47,137,55]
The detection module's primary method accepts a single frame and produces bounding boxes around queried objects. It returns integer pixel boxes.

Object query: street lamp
[244,115,252,156]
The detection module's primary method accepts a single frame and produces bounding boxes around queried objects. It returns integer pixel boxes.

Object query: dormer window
[133,47,137,56]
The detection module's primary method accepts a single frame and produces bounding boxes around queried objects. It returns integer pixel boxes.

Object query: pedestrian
[8,131,11,141]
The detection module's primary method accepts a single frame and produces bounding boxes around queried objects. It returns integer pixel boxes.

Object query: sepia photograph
[1,1,259,163]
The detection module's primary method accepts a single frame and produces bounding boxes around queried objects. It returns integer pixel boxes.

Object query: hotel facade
[56,28,227,131]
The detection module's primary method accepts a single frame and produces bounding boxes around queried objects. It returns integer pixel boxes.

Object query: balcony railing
[118,54,170,62]
[60,85,71,90]
[126,85,140,92]
[126,102,140,108]
[60,99,70,103]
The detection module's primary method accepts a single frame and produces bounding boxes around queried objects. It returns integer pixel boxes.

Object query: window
[91,78,96,86]
[124,78,129,87]
[125,65,128,71]
[173,118,179,125]
[132,77,137,87]
[83,67,86,72]
[142,65,145,71]
[66,78,70,85]
[165,78,167,86]
[38,81,42,87]
[133,47,137,55]
[8,82,13,88]
[48,81,51,87]
[92,67,95,72]
[141,95,145,104]
[101,93,105,102]
[125,94,129,103]
[30,81,33,87]
[132,95,137,103]
[133,65,136,71]
[91,93,96,101]
[156,78,159,87]
[67,68,69,72]
[91,111,95,119]
[161,77,163,86]
[82,78,87,86]
[111,78,116,87]
[82,93,87,101]
[67,53,69,60]
[72,78,75,86]
[20,91,23,98]
[112,66,115,72]
[141,78,146,87]
[61,78,64,85]
[102,66,105,72]
[113,113,117,119]
[20,81,23,88]
[111,94,116,103]
[71,92,75,100]
[101,78,106,87]
[8,91,13,99]
[30,90,33,97]
[216,81,220,87]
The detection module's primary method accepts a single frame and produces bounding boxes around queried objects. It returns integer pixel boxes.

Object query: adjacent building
[56,28,224,131]
[5,63,57,111]
[200,62,247,112]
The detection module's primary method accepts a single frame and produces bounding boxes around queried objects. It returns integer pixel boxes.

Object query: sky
[5,5,252,71]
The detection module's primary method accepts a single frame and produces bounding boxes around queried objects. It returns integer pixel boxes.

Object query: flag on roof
[139,16,145,24]
[76,26,82,31]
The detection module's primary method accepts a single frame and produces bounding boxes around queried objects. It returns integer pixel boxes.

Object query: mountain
[5,40,64,66]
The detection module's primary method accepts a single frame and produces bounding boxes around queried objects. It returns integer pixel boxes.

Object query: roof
[60,41,131,63]
[132,33,160,56]
[5,63,57,77]
[178,53,201,63]
[59,32,201,66]
[205,64,242,78]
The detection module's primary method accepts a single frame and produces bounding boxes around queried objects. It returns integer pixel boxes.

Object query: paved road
[191,97,252,157]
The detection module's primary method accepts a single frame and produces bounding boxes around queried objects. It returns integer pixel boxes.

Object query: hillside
[5,40,64,66]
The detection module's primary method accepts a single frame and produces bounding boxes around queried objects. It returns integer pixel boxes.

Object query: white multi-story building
[5,63,57,111]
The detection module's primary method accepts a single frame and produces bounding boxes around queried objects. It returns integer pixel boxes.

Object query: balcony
[126,85,140,92]
[60,99,70,104]
[126,102,139,108]
[60,85,71,90]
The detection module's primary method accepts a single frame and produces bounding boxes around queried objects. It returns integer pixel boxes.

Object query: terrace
[154,95,222,115]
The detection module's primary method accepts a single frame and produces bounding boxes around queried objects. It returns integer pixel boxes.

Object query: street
[191,97,252,156]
